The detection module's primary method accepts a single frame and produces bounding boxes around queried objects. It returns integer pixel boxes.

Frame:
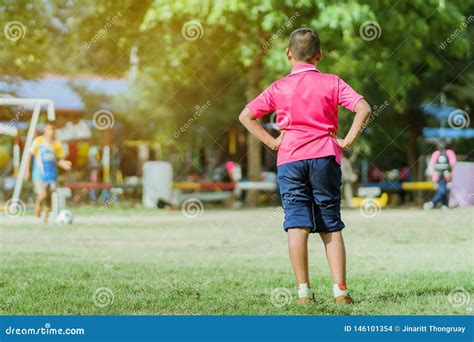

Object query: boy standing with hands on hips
[239,28,371,304]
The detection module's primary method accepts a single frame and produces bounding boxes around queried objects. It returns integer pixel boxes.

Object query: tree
[2,0,471,188]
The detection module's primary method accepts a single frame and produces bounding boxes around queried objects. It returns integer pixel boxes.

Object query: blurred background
[0,0,473,210]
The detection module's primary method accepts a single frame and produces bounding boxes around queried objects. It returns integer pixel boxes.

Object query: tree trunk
[407,108,423,204]
[245,36,267,206]
[407,108,423,180]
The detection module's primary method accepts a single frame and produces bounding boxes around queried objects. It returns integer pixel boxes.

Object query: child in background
[424,140,457,210]
[25,122,72,223]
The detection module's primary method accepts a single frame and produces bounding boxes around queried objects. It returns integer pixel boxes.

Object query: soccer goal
[0,98,56,210]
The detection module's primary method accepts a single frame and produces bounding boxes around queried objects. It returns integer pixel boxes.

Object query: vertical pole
[102,145,111,203]
[51,191,59,216]
[11,103,41,203]
[417,155,424,205]
[103,145,110,183]
[13,144,20,177]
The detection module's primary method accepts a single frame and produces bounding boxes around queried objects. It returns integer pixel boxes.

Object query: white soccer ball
[56,209,74,225]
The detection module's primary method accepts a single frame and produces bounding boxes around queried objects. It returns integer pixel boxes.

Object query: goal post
[0,98,56,206]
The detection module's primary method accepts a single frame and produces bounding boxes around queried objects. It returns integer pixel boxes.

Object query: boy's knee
[319,230,343,242]
[287,227,311,239]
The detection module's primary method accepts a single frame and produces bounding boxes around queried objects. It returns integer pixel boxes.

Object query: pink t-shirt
[246,63,363,166]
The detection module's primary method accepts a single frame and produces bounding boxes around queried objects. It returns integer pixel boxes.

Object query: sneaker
[335,295,354,304]
[423,202,434,210]
[440,205,449,211]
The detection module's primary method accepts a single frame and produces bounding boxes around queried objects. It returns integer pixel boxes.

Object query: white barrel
[142,161,173,208]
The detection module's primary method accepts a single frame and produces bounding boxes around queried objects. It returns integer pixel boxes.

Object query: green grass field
[1,206,472,315]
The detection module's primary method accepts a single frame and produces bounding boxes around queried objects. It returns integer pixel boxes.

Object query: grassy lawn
[1,206,472,315]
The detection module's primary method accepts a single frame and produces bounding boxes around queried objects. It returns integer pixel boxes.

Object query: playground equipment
[351,187,389,208]
[141,161,280,208]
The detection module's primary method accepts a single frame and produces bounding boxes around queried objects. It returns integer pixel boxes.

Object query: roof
[0,75,129,112]
[423,127,474,139]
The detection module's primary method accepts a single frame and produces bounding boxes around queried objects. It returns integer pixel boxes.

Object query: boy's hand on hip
[270,130,285,151]
[331,133,349,150]
[336,138,350,150]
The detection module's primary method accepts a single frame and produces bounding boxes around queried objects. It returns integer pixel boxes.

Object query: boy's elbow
[238,112,245,123]
[239,107,254,123]
[365,103,372,116]
[355,99,372,117]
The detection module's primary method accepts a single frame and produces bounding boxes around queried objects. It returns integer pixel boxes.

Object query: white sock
[298,283,313,298]
[333,283,349,297]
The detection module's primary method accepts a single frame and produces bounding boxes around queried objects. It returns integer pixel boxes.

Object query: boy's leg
[309,157,352,303]
[277,160,315,303]
[319,231,346,284]
[288,227,314,302]
[34,194,43,217]
[42,183,55,223]
[429,178,447,207]
[288,227,310,284]
[33,181,46,218]
[320,231,353,303]
[439,178,449,209]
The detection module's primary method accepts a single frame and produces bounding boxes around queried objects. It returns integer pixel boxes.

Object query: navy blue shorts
[277,156,344,233]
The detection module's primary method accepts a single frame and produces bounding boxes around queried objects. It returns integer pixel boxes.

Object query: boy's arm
[239,107,284,151]
[335,99,371,149]
[55,141,72,170]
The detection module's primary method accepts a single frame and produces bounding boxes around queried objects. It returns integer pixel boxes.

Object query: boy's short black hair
[288,28,320,63]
